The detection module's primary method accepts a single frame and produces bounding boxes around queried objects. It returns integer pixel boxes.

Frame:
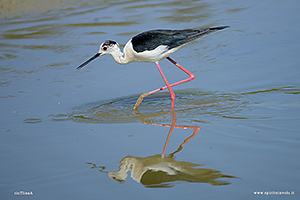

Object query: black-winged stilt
[77,26,229,110]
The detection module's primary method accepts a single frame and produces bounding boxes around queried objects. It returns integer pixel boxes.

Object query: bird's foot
[133,92,149,110]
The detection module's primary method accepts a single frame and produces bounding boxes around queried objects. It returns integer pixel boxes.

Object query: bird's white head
[98,40,119,55]
[76,40,121,70]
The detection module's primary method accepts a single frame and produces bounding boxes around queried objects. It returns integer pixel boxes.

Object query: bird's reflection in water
[107,154,235,188]
[87,112,235,187]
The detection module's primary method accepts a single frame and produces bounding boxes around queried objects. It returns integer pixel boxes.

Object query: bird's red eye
[103,46,107,51]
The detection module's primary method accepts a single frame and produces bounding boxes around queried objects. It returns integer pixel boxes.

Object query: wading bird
[77,26,229,110]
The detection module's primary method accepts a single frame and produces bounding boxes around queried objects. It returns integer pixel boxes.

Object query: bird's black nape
[102,40,117,46]
[77,53,101,70]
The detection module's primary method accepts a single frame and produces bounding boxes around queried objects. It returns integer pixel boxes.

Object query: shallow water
[1,0,299,199]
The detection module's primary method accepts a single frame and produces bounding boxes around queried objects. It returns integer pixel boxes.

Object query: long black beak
[76,53,101,70]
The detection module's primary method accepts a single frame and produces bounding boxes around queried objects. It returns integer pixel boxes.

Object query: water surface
[1,0,299,199]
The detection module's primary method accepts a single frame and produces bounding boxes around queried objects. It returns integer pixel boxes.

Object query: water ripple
[51,89,253,124]
[51,86,300,124]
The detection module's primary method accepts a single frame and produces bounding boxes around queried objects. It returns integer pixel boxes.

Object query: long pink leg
[161,111,177,157]
[133,57,195,109]
[146,111,200,158]
[155,62,175,109]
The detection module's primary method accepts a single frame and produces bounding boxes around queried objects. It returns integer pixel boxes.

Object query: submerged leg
[133,57,195,109]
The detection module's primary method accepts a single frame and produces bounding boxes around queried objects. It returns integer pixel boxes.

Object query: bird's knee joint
[171,93,176,100]
[190,74,195,80]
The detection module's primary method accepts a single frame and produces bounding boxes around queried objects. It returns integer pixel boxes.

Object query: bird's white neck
[109,47,129,64]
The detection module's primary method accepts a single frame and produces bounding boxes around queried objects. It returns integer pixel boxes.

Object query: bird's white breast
[123,40,174,63]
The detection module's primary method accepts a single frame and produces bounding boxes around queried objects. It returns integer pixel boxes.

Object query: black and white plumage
[132,27,226,52]
[77,26,229,68]
[77,26,229,110]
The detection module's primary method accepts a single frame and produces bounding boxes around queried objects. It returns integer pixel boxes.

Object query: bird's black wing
[131,26,228,53]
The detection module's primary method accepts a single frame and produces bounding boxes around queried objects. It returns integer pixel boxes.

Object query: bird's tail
[188,26,229,41]
[206,26,230,34]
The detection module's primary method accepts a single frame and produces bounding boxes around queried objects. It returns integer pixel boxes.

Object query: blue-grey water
[1,0,299,199]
